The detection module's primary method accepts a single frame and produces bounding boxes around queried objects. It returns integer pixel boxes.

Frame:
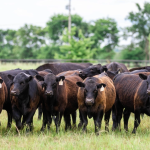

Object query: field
[0,63,150,150]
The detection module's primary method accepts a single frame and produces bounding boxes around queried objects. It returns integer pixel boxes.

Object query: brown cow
[35,70,83,132]
[112,73,150,133]
[0,77,7,116]
[77,73,116,134]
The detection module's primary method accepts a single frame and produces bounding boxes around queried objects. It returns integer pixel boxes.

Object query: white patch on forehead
[100,86,104,92]
[0,83,2,88]
[59,79,63,85]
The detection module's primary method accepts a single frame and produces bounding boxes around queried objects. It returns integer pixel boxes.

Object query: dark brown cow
[112,73,150,133]
[77,73,116,134]
[36,62,92,73]
[0,77,7,116]
[106,62,129,73]
[35,70,83,132]
[8,73,44,132]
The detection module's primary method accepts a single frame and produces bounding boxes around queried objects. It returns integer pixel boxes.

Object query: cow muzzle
[11,90,18,96]
[45,91,53,96]
[147,90,150,95]
[85,98,94,106]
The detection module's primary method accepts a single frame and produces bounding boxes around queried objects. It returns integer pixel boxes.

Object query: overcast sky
[0,0,147,30]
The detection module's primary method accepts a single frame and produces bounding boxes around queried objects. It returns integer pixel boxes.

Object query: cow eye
[20,82,24,85]
[52,83,57,87]
[93,90,97,93]
[43,83,47,87]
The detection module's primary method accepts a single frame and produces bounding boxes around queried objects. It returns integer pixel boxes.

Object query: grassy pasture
[0,63,149,149]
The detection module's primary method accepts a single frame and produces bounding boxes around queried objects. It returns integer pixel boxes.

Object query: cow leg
[112,104,117,131]
[40,109,47,131]
[38,104,43,120]
[123,109,131,131]
[94,110,104,135]
[47,111,52,130]
[78,110,83,128]
[12,107,23,131]
[7,111,12,129]
[25,110,36,133]
[132,111,141,134]
[104,109,111,132]
[80,111,88,133]
[71,111,76,127]
[64,113,71,131]
[55,112,60,133]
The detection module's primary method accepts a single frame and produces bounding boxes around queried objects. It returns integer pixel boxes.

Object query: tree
[90,18,119,59]
[46,14,90,43]
[55,27,97,59]
[125,2,150,60]
[14,24,46,58]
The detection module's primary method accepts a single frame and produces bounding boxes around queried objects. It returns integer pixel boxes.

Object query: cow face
[36,73,65,97]
[8,72,33,96]
[139,74,150,95]
[79,64,106,79]
[77,79,106,106]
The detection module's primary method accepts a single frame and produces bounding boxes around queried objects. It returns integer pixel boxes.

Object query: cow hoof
[78,122,83,128]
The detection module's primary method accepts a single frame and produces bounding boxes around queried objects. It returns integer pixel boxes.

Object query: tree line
[0,2,150,60]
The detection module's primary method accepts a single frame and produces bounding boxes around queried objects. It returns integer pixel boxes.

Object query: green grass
[0,63,150,150]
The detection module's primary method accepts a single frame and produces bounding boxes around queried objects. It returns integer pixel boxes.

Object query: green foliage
[37,44,60,59]
[90,18,119,59]
[55,27,97,59]
[46,14,90,42]
[125,2,150,59]
[120,47,145,60]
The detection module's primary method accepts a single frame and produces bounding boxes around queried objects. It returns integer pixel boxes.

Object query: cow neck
[87,106,93,119]
[18,87,30,106]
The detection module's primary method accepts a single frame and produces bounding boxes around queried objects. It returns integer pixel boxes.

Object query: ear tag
[104,71,106,73]
[59,79,63,85]
[0,83,2,88]
[100,86,104,92]
[118,71,120,74]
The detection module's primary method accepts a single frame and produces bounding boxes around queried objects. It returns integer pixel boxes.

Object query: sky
[0,0,147,30]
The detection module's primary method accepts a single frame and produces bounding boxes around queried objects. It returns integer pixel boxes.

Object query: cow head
[35,73,65,97]
[8,72,33,96]
[106,68,121,80]
[76,78,106,106]
[79,64,107,79]
[139,74,150,95]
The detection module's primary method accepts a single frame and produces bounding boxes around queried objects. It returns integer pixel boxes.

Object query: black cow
[8,72,43,132]
[0,69,38,129]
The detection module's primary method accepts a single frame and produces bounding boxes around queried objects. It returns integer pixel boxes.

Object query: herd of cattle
[0,62,150,134]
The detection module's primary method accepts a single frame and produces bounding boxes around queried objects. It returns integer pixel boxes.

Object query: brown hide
[54,71,83,114]
[107,62,129,72]
[114,74,145,112]
[78,73,116,114]
[0,77,7,113]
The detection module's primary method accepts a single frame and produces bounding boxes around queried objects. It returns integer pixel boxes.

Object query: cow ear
[35,75,44,81]
[102,66,108,73]
[117,68,121,74]
[76,82,85,87]
[8,74,15,81]
[56,76,65,82]
[28,76,33,82]
[97,83,106,89]
[0,79,3,84]
[139,74,147,80]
